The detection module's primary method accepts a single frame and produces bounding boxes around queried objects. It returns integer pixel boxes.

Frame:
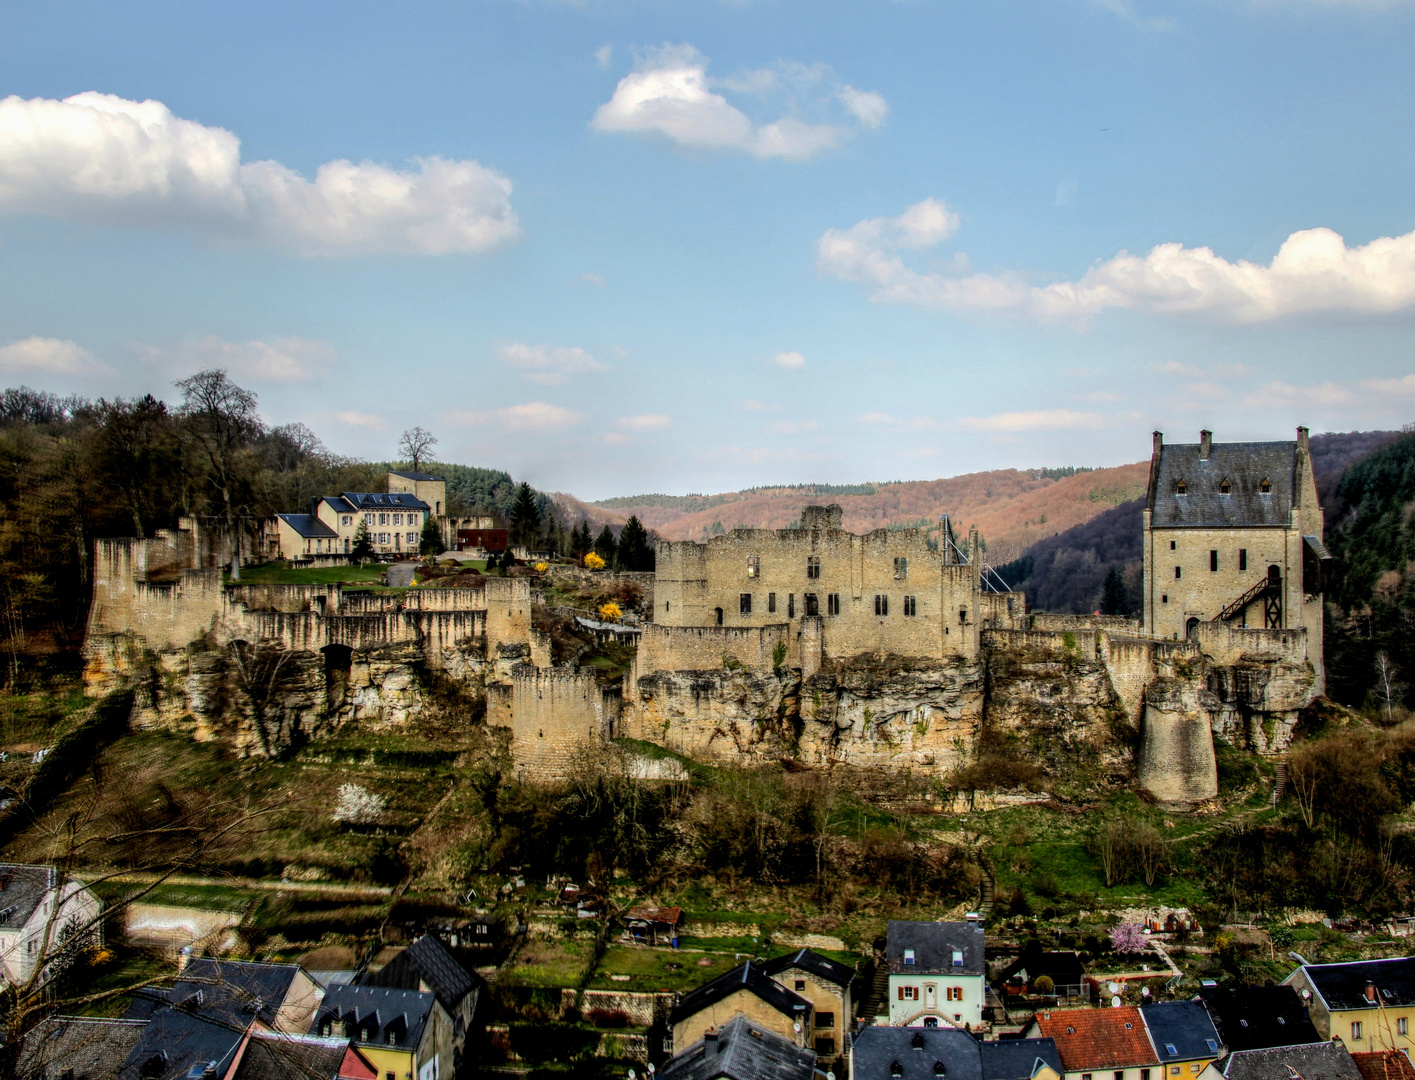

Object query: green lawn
[233,563,390,585]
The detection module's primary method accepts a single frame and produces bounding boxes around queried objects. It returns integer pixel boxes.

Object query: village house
[672,961,814,1054]
[272,489,433,559]
[0,863,102,987]
[313,983,453,1080]
[1028,1006,1163,1080]
[879,920,987,1029]
[1140,1000,1223,1080]
[761,948,857,1063]
[849,1027,1063,1080]
[1283,956,1415,1053]
[1197,985,1319,1053]
[360,933,484,1078]
[1200,1041,1364,1080]
[661,1015,825,1080]
[1142,428,1329,685]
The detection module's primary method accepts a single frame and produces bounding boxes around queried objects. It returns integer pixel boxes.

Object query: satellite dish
[1302,989,1312,1000]
[1111,996,1122,1008]
[1142,987,1151,998]
[1108,982,1120,994]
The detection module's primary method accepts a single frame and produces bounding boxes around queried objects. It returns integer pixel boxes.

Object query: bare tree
[227,639,299,757]
[1093,817,1130,888]
[1373,650,1404,723]
[1288,746,1318,828]
[176,370,262,581]
[398,426,438,473]
[1132,822,1166,887]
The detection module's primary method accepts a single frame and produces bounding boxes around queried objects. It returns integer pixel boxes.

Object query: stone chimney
[1153,431,1163,456]
[1199,430,1213,460]
[1298,426,1310,452]
[705,1028,719,1051]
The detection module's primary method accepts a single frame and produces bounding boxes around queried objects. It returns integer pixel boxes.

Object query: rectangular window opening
[747,555,760,579]
[1170,540,1176,550]
[1175,566,1182,579]
[827,593,840,616]
[807,556,820,579]
[788,594,795,618]
[768,592,776,614]
[894,557,908,579]
[1239,548,1248,572]
[874,594,888,616]
[740,593,752,615]
[904,596,917,616]
[1210,550,1219,571]
[804,593,818,617]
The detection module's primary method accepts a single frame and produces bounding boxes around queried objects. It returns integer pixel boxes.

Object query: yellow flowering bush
[584,552,606,570]
[534,562,549,573]
[599,602,622,622]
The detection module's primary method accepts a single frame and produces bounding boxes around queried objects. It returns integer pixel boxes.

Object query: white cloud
[618,413,671,431]
[1075,390,1125,403]
[0,337,113,377]
[1248,381,1356,409]
[591,45,885,161]
[0,92,518,255]
[450,401,581,432]
[498,342,607,384]
[775,350,807,369]
[602,432,632,445]
[335,411,386,429]
[742,399,777,412]
[818,200,1415,324]
[959,409,1104,432]
[858,412,940,431]
[580,272,606,287]
[140,335,336,382]
[595,45,613,69]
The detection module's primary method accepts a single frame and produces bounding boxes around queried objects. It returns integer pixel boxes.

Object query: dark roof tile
[1140,1000,1222,1062]
[1148,440,1299,528]
[761,949,856,990]
[659,1015,819,1080]
[276,514,338,539]
[671,963,811,1026]
[313,984,435,1049]
[886,921,986,976]
[1198,986,1320,1051]
[850,1026,985,1080]
[1300,957,1415,1011]
[1222,1041,1363,1080]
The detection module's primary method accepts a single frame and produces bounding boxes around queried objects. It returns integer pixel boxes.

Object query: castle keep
[82,429,1329,806]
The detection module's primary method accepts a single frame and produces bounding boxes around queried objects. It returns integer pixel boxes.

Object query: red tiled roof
[1352,1052,1415,1080]
[627,906,684,926]
[1034,1007,1160,1071]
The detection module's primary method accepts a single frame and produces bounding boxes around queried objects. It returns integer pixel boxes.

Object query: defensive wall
[510,665,621,783]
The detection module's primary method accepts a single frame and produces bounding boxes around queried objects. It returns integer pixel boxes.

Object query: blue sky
[2,0,1414,499]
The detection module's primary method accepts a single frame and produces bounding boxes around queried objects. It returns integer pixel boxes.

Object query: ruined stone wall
[1029,614,1141,633]
[980,591,1028,629]
[88,537,225,653]
[511,666,618,782]
[629,623,792,687]
[653,510,981,662]
[1137,678,1220,804]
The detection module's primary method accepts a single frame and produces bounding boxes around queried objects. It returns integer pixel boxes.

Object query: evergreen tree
[419,515,444,556]
[593,524,618,567]
[351,521,374,563]
[617,515,654,572]
[1101,565,1129,615]
[570,520,592,559]
[509,482,541,547]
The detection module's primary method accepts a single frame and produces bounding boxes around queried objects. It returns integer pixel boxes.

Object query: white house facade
[881,919,986,1029]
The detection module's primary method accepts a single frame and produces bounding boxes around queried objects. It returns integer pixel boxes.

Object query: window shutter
[898,987,906,1000]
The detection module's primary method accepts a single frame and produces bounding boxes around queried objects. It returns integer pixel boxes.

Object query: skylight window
[904,949,916,965]
[952,950,963,967]
[1166,1045,1178,1056]
[1207,1040,1218,1052]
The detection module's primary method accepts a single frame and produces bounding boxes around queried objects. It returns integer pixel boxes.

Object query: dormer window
[951,950,963,967]
[892,1062,904,1078]
[904,948,916,965]
[1260,478,1272,494]
[1175,480,1187,495]
[1219,478,1231,495]
[935,1064,947,1077]
[912,1033,927,1050]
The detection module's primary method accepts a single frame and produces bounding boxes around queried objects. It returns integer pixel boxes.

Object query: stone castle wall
[511,666,620,782]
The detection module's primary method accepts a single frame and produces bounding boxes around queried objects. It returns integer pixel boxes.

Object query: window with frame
[899,985,919,1000]
[407,532,417,545]
[904,596,917,616]
[807,556,820,579]
[875,595,889,616]
[894,557,908,579]
[365,513,375,525]
[393,513,402,525]
[1219,478,1231,495]
[946,986,962,1001]
[815,1012,834,1028]
[1170,1068,1181,1076]
[1175,565,1182,579]
[1116,1072,1125,1080]
[740,593,752,615]
[805,593,819,616]
[827,593,840,616]
[1210,550,1219,571]
[1352,1022,1363,1040]
[1260,477,1272,494]
[815,1037,836,1056]
[768,592,776,613]
[747,555,760,578]
[379,514,388,525]
[1175,480,1187,495]
[1399,1017,1409,1036]
[343,516,352,526]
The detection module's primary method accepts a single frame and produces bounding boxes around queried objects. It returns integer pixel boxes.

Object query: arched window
[1259,477,1272,493]
[1219,478,1231,495]
[891,1063,904,1078]
[1175,479,1187,495]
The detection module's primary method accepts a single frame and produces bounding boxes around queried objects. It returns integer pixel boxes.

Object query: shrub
[584,552,606,570]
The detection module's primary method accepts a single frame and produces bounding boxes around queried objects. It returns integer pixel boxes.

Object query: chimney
[1199,430,1212,460]
[1297,426,1310,453]
[1153,431,1163,456]
[705,1029,718,1049]
[1365,982,1377,1003]
[310,496,321,518]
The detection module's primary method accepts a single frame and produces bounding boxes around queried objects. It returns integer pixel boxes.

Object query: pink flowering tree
[1110,922,1147,956]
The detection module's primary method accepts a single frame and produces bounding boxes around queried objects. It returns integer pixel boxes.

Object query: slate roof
[119,1008,247,1080]
[1032,1007,1160,1071]
[313,984,435,1050]
[18,1016,147,1080]
[980,1038,1064,1080]
[339,492,431,512]
[850,1027,985,1080]
[389,471,442,482]
[659,1015,819,1080]
[0,864,56,929]
[1147,438,1299,528]
[671,962,812,1026]
[1299,957,1415,1010]
[1221,1042,1363,1080]
[886,921,986,976]
[361,934,482,1016]
[1352,1053,1415,1080]
[276,513,338,540]
[761,949,856,991]
[229,1031,350,1080]
[165,959,303,1029]
[1198,985,1320,1052]
[1141,1000,1222,1061]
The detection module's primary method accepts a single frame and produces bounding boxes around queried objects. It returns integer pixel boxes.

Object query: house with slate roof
[312,983,451,1080]
[16,1016,146,1080]
[1198,985,1320,1053]
[1028,1005,1162,1080]
[1143,428,1328,688]
[660,1014,825,1080]
[360,934,484,1078]
[880,920,987,1030]
[1284,957,1415,1053]
[228,1029,375,1080]
[0,862,101,987]
[672,961,814,1055]
[761,949,857,1063]
[267,471,439,560]
[1203,1040,1364,1080]
[158,958,324,1035]
[849,1026,1062,1080]
[1140,1000,1223,1080]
